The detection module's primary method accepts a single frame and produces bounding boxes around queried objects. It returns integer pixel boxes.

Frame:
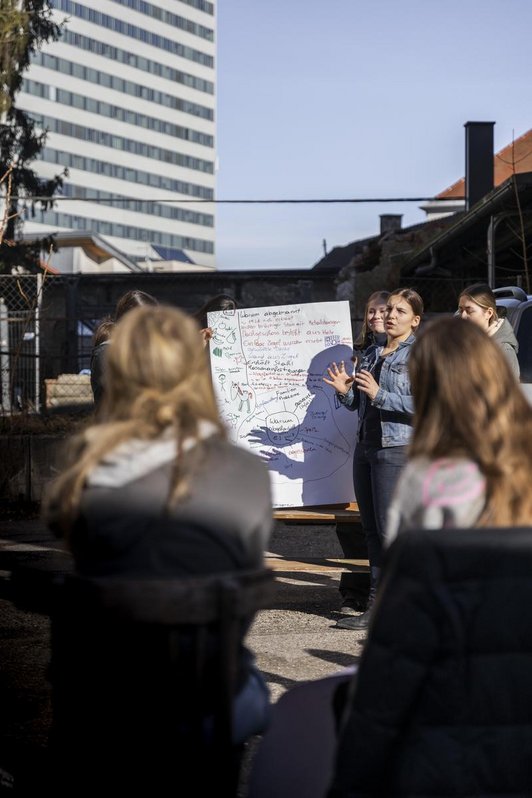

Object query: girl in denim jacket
[324,288,423,630]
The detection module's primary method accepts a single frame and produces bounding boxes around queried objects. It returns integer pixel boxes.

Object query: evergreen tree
[0,0,64,273]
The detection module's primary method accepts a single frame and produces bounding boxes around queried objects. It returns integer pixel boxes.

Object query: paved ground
[0,510,368,796]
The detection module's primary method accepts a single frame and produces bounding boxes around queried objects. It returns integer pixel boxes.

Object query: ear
[412,315,421,331]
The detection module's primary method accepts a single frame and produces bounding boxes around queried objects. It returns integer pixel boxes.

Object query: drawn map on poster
[208,300,356,508]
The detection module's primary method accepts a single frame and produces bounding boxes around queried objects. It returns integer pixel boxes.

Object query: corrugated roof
[403,171,532,272]
[22,230,142,271]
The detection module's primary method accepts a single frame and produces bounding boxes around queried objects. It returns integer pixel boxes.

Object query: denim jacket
[337,334,415,447]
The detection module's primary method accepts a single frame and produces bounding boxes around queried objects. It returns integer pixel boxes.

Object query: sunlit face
[458,297,493,330]
[366,301,387,335]
[385,296,420,341]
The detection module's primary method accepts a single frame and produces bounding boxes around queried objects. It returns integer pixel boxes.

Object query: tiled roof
[437,128,532,199]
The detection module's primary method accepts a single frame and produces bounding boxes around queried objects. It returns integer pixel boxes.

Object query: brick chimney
[379,214,402,234]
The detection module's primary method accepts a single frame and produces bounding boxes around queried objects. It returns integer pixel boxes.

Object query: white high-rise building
[19,0,216,271]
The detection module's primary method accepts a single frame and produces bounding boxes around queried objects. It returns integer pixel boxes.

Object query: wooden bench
[273,502,360,524]
[270,502,368,575]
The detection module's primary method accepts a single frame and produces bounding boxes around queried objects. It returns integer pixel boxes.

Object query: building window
[41,211,215,253]
[53,0,214,68]
[31,115,214,174]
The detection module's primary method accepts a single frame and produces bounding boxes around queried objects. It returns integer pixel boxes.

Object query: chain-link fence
[1,267,527,417]
[0,270,339,414]
[0,273,95,412]
[0,274,43,412]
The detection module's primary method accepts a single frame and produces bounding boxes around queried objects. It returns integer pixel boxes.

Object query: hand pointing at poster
[323,361,354,394]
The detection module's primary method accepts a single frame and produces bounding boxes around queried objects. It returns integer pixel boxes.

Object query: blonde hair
[44,305,224,535]
[408,316,532,526]
[354,291,390,349]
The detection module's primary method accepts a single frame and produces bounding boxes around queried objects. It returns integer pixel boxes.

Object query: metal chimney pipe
[464,121,495,210]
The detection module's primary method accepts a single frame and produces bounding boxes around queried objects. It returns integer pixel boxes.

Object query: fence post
[65,277,79,373]
[0,297,10,413]
[34,274,42,412]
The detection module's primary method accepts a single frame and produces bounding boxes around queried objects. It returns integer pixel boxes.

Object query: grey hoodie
[386,456,487,545]
[55,430,273,578]
[490,317,520,378]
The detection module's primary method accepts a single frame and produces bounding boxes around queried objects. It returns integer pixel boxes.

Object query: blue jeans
[233,664,271,745]
[201,663,270,746]
[352,443,407,568]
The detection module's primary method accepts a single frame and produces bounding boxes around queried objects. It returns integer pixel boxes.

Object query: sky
[215,0,532,271]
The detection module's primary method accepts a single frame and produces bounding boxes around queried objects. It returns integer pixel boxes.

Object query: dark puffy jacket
[328,526,532,797]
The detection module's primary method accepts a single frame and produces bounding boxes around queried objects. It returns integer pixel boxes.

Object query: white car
[494,286,532,403]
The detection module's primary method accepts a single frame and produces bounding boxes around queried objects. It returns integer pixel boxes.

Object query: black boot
[335,607,372,630]
[339,595,367,615]
[335,566,380,630]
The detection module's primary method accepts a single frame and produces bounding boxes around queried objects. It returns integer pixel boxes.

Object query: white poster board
[208,300,356,508]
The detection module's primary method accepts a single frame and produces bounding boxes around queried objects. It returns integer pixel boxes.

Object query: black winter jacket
[328,526,532,797]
